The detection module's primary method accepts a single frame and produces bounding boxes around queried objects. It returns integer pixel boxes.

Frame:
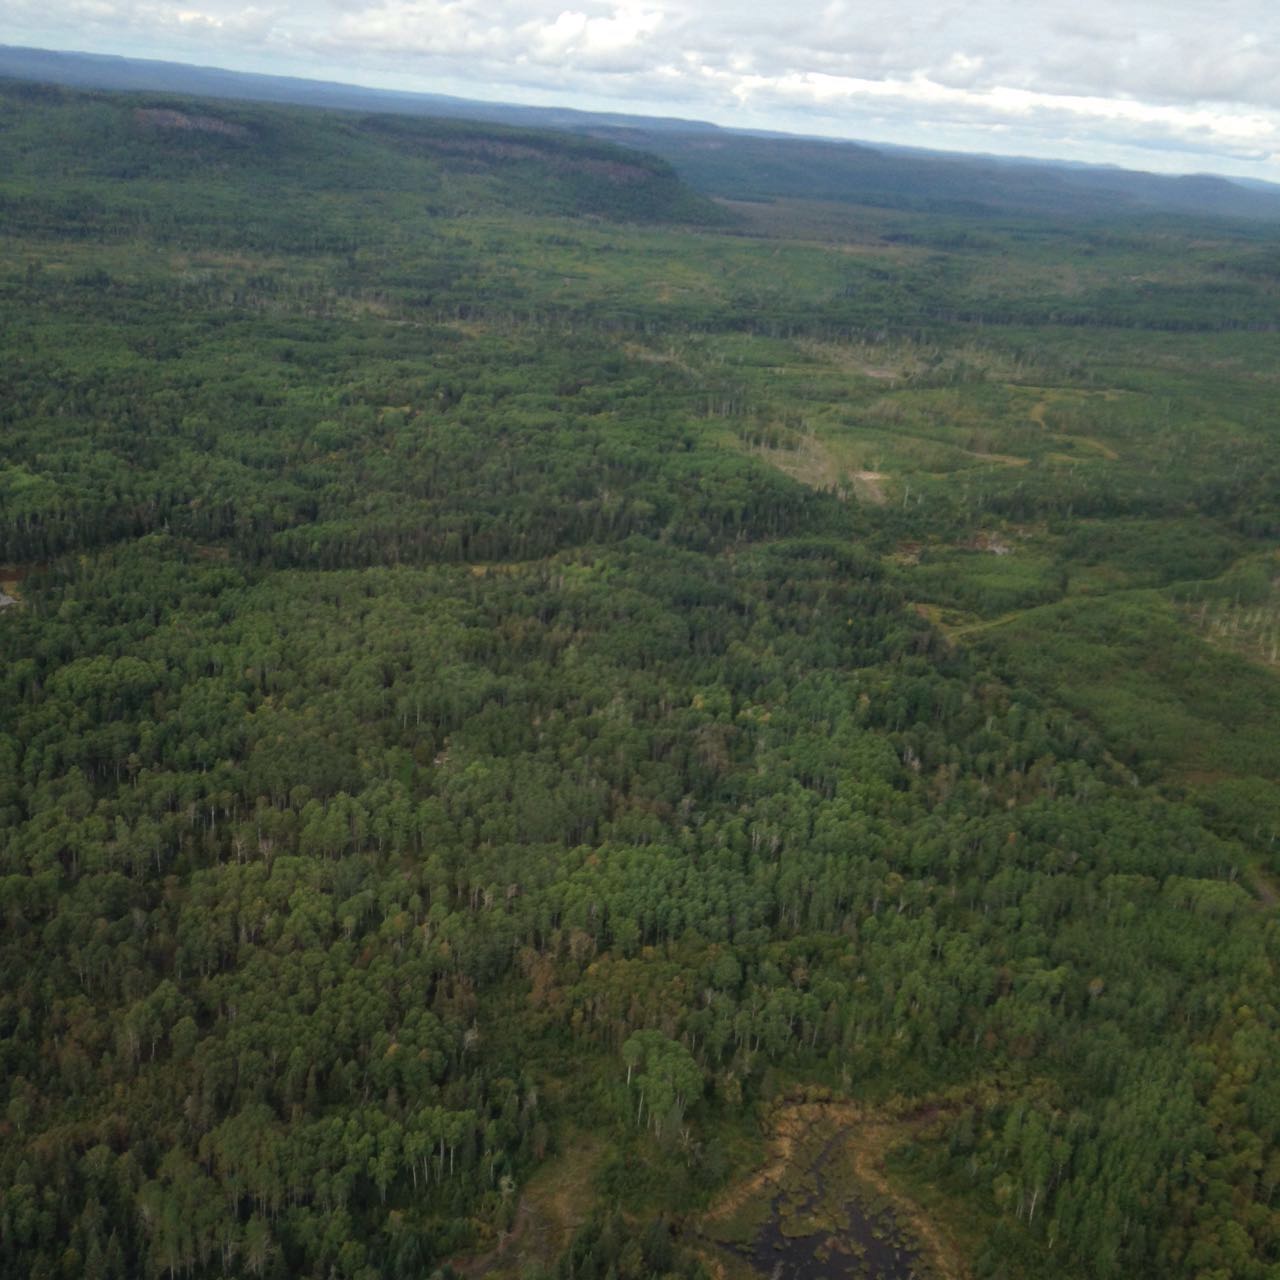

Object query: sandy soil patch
[0,564,32,608]
[852,470,889,505]
[743,436,890,506]
[964,449,1029,467]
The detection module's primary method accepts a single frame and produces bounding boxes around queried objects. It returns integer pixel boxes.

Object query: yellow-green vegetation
[450,1131,607,1279]
[1181,551,1280,670]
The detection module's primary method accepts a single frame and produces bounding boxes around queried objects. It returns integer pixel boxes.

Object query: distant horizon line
[3,40,1275,194]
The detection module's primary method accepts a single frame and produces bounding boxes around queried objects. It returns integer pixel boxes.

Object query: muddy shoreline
[697,1099,967,1280]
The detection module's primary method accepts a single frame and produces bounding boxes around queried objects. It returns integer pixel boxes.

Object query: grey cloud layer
[8,0,1280,173]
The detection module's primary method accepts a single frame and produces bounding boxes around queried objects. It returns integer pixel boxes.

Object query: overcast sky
[7,1,1280,181]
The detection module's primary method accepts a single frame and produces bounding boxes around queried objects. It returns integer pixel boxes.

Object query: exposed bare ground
[135,108,249,139]
[699,1098,970,1280]
[0,565,31,609]
[967,532,1014,555]
[747,436,845,495]
[963,449,1029,467]
[851,470,888,505]
[622,341,699,375]
[740,435,889,505]
[795,338,913,381]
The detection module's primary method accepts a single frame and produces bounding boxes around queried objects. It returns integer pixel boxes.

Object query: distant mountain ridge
[5,43,1280,222]
[0,45,716,133]
[0,77,725,231]
[595,128,1280,222]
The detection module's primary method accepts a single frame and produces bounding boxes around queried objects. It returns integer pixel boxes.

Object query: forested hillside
[2,82,1279,1280]
[8,44,1280,222]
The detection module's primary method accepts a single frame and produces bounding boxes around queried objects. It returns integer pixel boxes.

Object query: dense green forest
[2,81,1280,1280]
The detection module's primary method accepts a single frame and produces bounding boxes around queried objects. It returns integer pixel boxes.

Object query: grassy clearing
[1181,554,1280,671]
[1185,597,1280,670]
[977,590,1280,780]
[450,1130,607,1279]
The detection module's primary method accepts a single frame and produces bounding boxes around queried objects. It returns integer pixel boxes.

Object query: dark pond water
[740,1196,924,1280]
[729,1132,926,1280]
